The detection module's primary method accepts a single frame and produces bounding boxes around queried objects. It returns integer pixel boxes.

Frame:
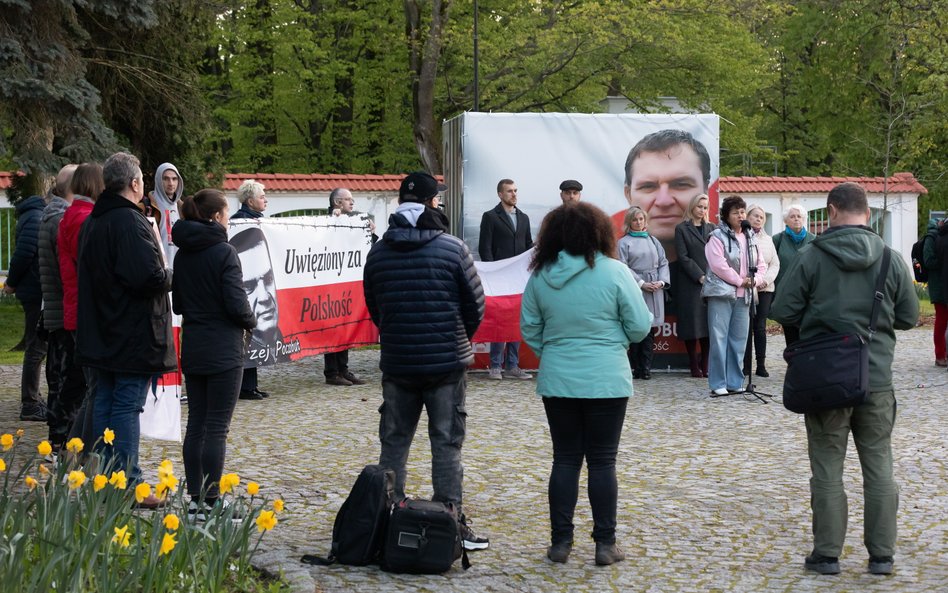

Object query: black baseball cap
[399,172,447,203]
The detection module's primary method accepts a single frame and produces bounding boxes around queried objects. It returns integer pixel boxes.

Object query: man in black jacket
[478,178,533,380]
[364,171,489,551]
[4,193,47,421]
[77,152,174,498]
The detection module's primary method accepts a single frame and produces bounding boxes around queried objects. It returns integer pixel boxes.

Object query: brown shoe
[936,358,947,367]
[326,375,353,386]
[342,371,366,385]
[134,494,167,510]
[595,542,626,566]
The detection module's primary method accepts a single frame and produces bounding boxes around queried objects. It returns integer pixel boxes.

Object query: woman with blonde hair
[617,206,669,379]
[673,193,715,377]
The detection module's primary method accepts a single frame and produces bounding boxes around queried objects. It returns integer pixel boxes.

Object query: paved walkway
[2,327,947,592]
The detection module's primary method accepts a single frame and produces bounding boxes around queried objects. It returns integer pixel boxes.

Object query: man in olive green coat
[771,182,918,576]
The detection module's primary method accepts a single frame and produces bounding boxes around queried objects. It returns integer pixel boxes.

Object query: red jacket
[58,198,94,331]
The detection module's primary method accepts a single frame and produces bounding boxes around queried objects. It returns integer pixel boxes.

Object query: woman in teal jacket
[520,202,652,566]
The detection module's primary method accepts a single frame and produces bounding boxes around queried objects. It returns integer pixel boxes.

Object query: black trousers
[324,349,349,379]
[183,367,243,500]
[627,329,655,375]
[543,396,628,546]
[45,330,87,446]
[744,292,774,372]
[21,301,46,406]
[239,367,257,393]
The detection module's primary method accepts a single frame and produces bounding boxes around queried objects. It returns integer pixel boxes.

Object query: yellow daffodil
[38,464,50,476]
[1,433,13,451]
[159,532,177,555]
[109,470,128,490]
[16,429,24,437]
[103,428,115,445]
[93,474,108,492]
[219,473,239,495]
[273,498,285,513]
[247,481,260,496]
[134,482,152,503]
[157,459,174,480]
[67,470,87,490]
[25,476,38,490]
[158,474,178,494]
[0,459,6,472]
[255,510,277,532]
[37,441,52,457]
[65,437,83,454]
[112,525,131,548]
[163,514,180,531]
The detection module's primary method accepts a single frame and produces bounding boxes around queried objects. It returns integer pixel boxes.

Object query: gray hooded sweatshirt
[151,162,184,263]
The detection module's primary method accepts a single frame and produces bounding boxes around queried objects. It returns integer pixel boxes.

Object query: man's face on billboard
[624,143,705,242]
[239,243,278,339]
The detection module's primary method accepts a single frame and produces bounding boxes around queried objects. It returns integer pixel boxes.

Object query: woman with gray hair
[231,179,270,400]
[742,204,779,377]
[772,204,813,346]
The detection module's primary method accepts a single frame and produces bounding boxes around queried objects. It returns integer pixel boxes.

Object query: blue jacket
[7,195,45,304]
[520,252,653,398]
[363,211,485,376]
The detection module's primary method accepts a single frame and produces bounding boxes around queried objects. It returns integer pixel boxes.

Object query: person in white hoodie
[146,163,184,263]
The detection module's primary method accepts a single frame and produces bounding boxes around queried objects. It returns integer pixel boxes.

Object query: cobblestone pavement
[2,327,947,592]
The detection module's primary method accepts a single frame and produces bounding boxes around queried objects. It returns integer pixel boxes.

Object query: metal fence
[808,207,886,236]
[1,208,14,272]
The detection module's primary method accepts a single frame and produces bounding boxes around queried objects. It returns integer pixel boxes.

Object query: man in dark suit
[478,179,533,380]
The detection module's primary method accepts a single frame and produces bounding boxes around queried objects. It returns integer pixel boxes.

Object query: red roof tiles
[0,171,927,195]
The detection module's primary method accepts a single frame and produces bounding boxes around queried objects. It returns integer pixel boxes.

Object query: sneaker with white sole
[459,515,490,551]
[487,368,503,380]
[502,367,533,380]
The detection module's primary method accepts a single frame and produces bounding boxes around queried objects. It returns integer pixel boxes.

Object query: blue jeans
[543,396,628,545]
[489,342,520,370]
[378,370,467,510]
[707,297,750,391]
[183,367,243,500]
[92,371,152,482]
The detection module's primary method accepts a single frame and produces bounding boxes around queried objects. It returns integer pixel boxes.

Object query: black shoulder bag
[782,248,890,414]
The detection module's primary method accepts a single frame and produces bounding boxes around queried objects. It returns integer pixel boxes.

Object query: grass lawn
[0,295,24,365]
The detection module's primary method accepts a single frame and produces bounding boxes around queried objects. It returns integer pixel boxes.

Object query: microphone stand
[710,223,774,403]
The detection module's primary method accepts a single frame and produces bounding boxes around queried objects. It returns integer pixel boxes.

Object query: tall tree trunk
[405,0,450,175]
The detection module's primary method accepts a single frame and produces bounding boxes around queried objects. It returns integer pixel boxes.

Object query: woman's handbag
[782,248,890,414]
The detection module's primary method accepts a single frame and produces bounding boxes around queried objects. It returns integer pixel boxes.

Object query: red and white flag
[472,250,533,344]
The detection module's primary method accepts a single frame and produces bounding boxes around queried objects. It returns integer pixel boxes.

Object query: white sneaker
[712,387,729,396]
[729,387,745,394]
[503,367,533,380]
[488,368,503,380]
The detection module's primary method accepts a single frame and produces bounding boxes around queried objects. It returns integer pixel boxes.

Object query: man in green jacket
[771,182,918,576]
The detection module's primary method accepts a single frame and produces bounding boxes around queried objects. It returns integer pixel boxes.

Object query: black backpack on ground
[381,498,470,574]
[911,235,930,283]
[301,464,395,566]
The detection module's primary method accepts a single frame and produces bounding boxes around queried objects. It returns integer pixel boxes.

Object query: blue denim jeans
[92,371,152,481]
[543,396,628,545]
[378,370,467,510]
[489,342,520,370]
[707,297,750,391]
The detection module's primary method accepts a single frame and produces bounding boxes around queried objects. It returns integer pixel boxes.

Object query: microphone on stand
[740,219,752,233]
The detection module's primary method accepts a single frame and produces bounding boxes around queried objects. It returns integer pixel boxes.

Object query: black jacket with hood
[76,191,176,374]
[363,204,485,376]
[7,195,45,304]
[172,219,256,375]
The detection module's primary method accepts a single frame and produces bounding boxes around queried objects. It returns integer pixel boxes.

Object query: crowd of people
[2,150,926,573]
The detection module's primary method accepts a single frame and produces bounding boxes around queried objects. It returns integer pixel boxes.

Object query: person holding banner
[520,202,652,566]
[617,206,669,380]
[231,179,271,401]
[479,179,533,381]
[323,187,367,386]
[172,189,256,517]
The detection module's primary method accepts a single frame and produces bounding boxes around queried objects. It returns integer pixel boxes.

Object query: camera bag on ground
[381,499,470,574]
[782,247,890,414]
[300,464,394,566]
